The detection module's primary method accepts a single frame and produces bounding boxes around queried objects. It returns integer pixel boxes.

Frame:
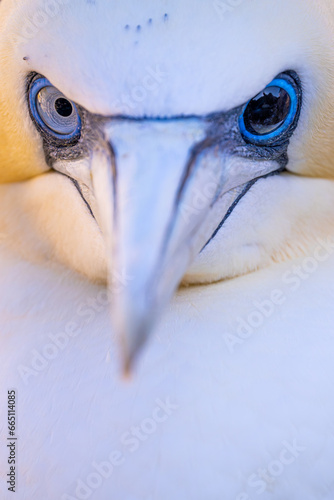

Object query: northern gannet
[1,1,334,499]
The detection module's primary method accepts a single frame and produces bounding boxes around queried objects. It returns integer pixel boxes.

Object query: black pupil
[55,98,73,118]
[243,86,291,136]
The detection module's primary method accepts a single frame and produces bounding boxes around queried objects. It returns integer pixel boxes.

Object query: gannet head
[1,0,334,369]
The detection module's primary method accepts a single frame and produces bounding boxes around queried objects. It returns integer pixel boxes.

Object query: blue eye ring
[239,73,301,146]
[29,76,82,143]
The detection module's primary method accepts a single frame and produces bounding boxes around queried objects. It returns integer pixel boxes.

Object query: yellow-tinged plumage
[0,4,49,181]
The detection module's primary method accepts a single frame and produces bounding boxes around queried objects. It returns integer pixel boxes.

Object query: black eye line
[71,178,95,219]
[201,167,285,252]
[57,172,95,220]
[201,71,302,248]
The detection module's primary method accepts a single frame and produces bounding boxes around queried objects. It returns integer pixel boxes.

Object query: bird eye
[29,76,81,142]
[239,72,301,146]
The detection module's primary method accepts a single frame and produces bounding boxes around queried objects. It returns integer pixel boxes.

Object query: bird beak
[90,118,277,372]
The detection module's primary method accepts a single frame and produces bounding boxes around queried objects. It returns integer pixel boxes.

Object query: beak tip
[117,323,149,377]
[121,361,134,380]
[121,346,136,379]
[110,290,160,376]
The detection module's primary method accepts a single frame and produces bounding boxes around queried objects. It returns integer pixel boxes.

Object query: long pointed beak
[91,118,277,372]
